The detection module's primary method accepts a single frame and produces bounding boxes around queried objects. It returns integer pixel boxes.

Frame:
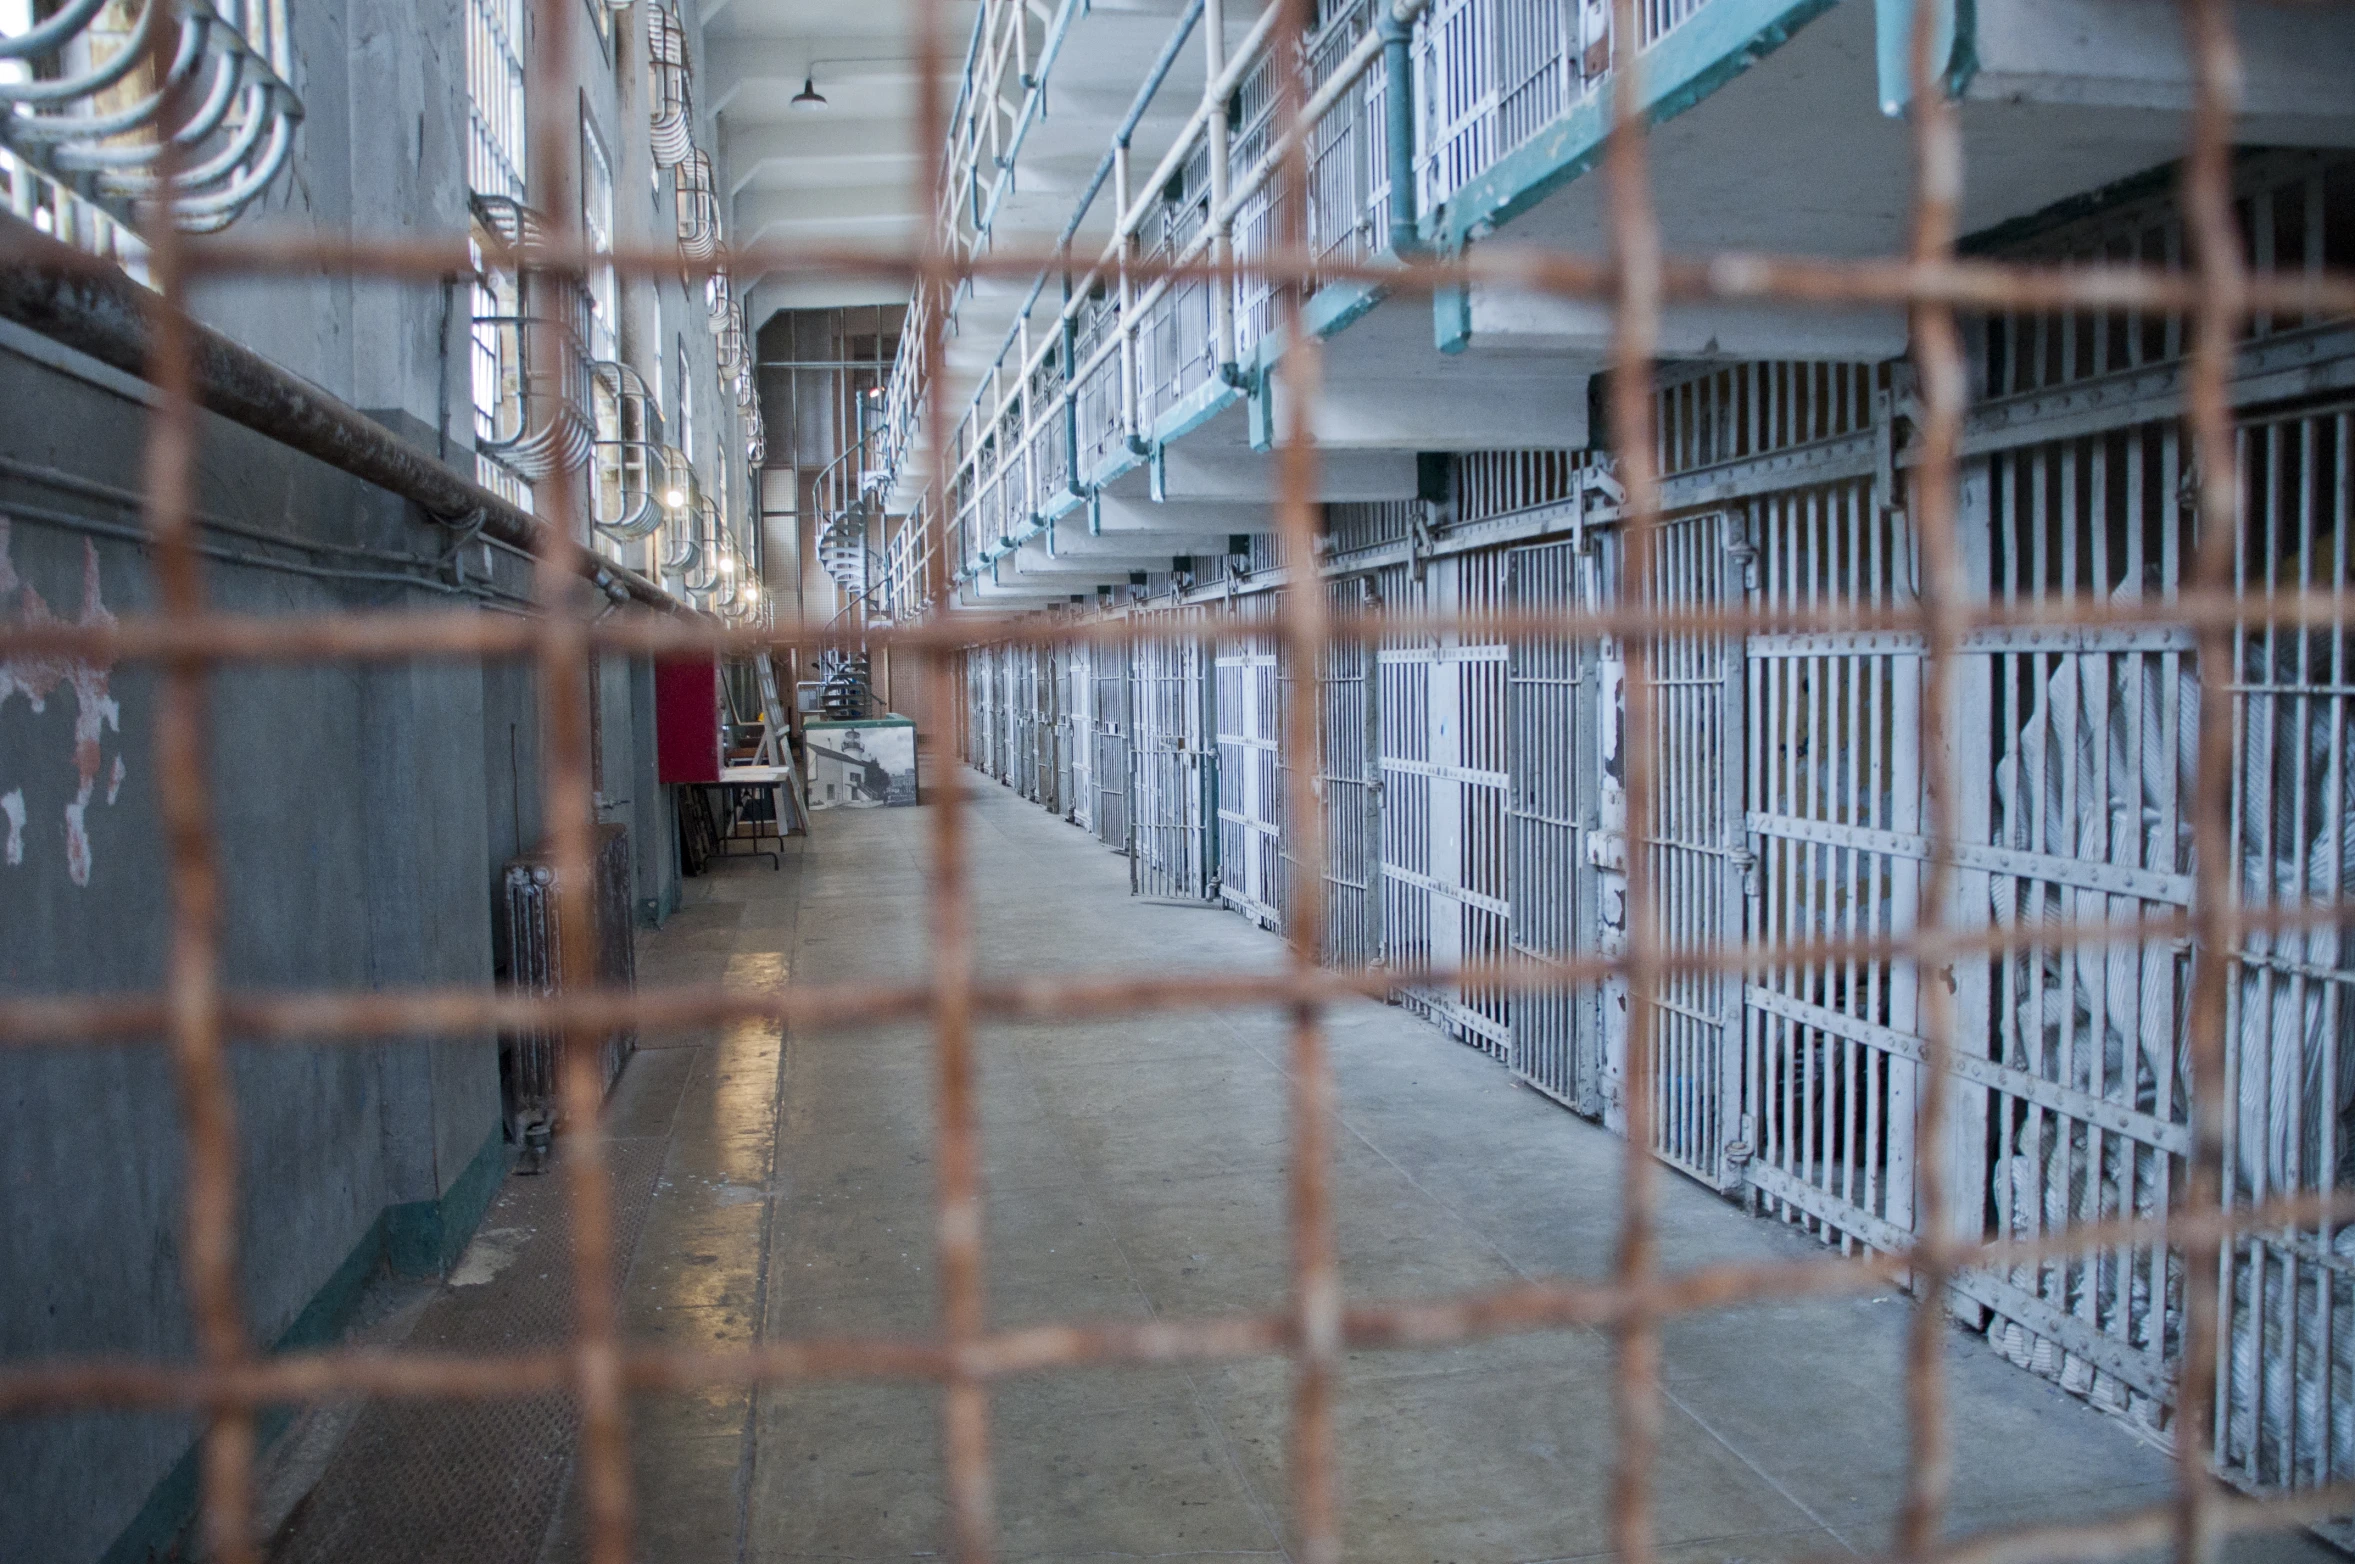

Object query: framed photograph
[804,717,918,809]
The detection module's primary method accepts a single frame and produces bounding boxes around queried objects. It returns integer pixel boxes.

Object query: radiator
[499,823,637,1136]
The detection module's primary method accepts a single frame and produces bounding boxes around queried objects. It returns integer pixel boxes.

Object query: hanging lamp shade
[790,75,828,111]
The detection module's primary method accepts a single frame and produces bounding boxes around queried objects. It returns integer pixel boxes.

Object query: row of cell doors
[1603,405,2355,1505]
[964,399,2355,1514]
[970,502,2126,1265]
[965,634,1214,901]
[970,554,1613,1090]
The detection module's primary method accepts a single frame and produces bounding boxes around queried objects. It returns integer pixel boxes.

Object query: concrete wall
[0,319,680,1564]
[0,0,700,1547]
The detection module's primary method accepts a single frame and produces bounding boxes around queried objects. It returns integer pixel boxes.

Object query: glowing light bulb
[664,488,687,508]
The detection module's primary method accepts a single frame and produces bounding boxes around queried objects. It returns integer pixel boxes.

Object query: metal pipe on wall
[1378,4,1418,257]
[0,212,681,611]
[1204,0,1238,377]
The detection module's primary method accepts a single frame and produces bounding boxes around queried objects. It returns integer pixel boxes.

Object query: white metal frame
[1216,621,1286,929]
[1381,554,1514,1057]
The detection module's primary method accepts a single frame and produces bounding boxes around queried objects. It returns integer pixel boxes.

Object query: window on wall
[467,0,530,506]
[581,111,617,363]
[465,0,527,201]
[468,219,530,508]
[582,110,631,559]
[678,331,696,470]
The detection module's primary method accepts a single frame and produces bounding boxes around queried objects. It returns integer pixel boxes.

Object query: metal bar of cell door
[1201,624,1223,901]
[1642,509,1742,1189]
[1715,509,1752,1192]
[1507,537,1597,1115]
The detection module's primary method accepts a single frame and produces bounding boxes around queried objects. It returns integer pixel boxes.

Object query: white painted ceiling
[703,0,1264,379]
[701,0,980,320]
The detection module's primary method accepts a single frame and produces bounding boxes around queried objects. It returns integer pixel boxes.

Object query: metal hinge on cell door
[1871,384,1923,595]
[1723,511,1758,592]
[1572,458,1626,555]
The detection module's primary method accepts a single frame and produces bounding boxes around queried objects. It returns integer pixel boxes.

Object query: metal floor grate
[268,1143,669,1564]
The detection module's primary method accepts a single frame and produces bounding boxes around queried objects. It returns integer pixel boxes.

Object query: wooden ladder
[748,654,811,835]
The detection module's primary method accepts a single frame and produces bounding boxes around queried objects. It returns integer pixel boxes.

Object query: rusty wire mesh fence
[4,0,2355,1561]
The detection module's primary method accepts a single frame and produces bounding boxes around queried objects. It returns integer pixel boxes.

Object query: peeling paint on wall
[0,516,124,885]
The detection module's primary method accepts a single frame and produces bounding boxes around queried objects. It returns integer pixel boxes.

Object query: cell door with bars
[1035,646,1065,814]
[1966,420,2194,1437]
[1215,609,1284,929]
[2217,399,2355,1510]
[964,649,985,773]
[1507,538,1602,1115]
[976,648,998,782]
[1964,396,2355,1499]
[1064,643,1094,831]
[1270,594,1379,955]
[1740,483,1931,1240]
[1323,578,1382,968]
[1618,510,1747,1188]
[973,648,1008,781]
[1011,648,1040,801]
[1379,553,1512,1057]
[991,648,1015,785]
[1093,641,1132,850]
[1130,626,1215,901]
[963,652,986,769]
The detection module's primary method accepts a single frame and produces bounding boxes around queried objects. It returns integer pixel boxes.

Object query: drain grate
[269,1137,669,1564]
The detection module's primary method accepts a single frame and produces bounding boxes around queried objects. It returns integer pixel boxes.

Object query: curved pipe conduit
[647,2,694,169]
[590,360,669,543]
[0,211,681,611]
[0,0,301,233]
[636,1,763,568]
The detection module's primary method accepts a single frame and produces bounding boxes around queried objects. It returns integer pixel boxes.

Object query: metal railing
[869,0,1727,606]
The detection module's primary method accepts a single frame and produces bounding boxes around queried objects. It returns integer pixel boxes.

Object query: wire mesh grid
[3,0,2355,1561]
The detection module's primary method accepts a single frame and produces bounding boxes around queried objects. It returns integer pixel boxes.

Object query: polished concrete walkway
[272,768,2331,1563]
[576,771,2329,1564]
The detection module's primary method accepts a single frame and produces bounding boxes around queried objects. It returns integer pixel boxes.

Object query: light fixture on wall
[791,75,828,111]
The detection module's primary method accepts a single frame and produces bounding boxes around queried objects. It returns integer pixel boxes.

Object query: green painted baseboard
[385,1121,512,1278]
[97,1120,509,1564]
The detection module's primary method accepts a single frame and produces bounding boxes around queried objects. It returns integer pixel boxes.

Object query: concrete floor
[278,767,2342,1564]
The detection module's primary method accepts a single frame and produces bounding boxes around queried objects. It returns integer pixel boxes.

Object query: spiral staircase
[811,460,893,722]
